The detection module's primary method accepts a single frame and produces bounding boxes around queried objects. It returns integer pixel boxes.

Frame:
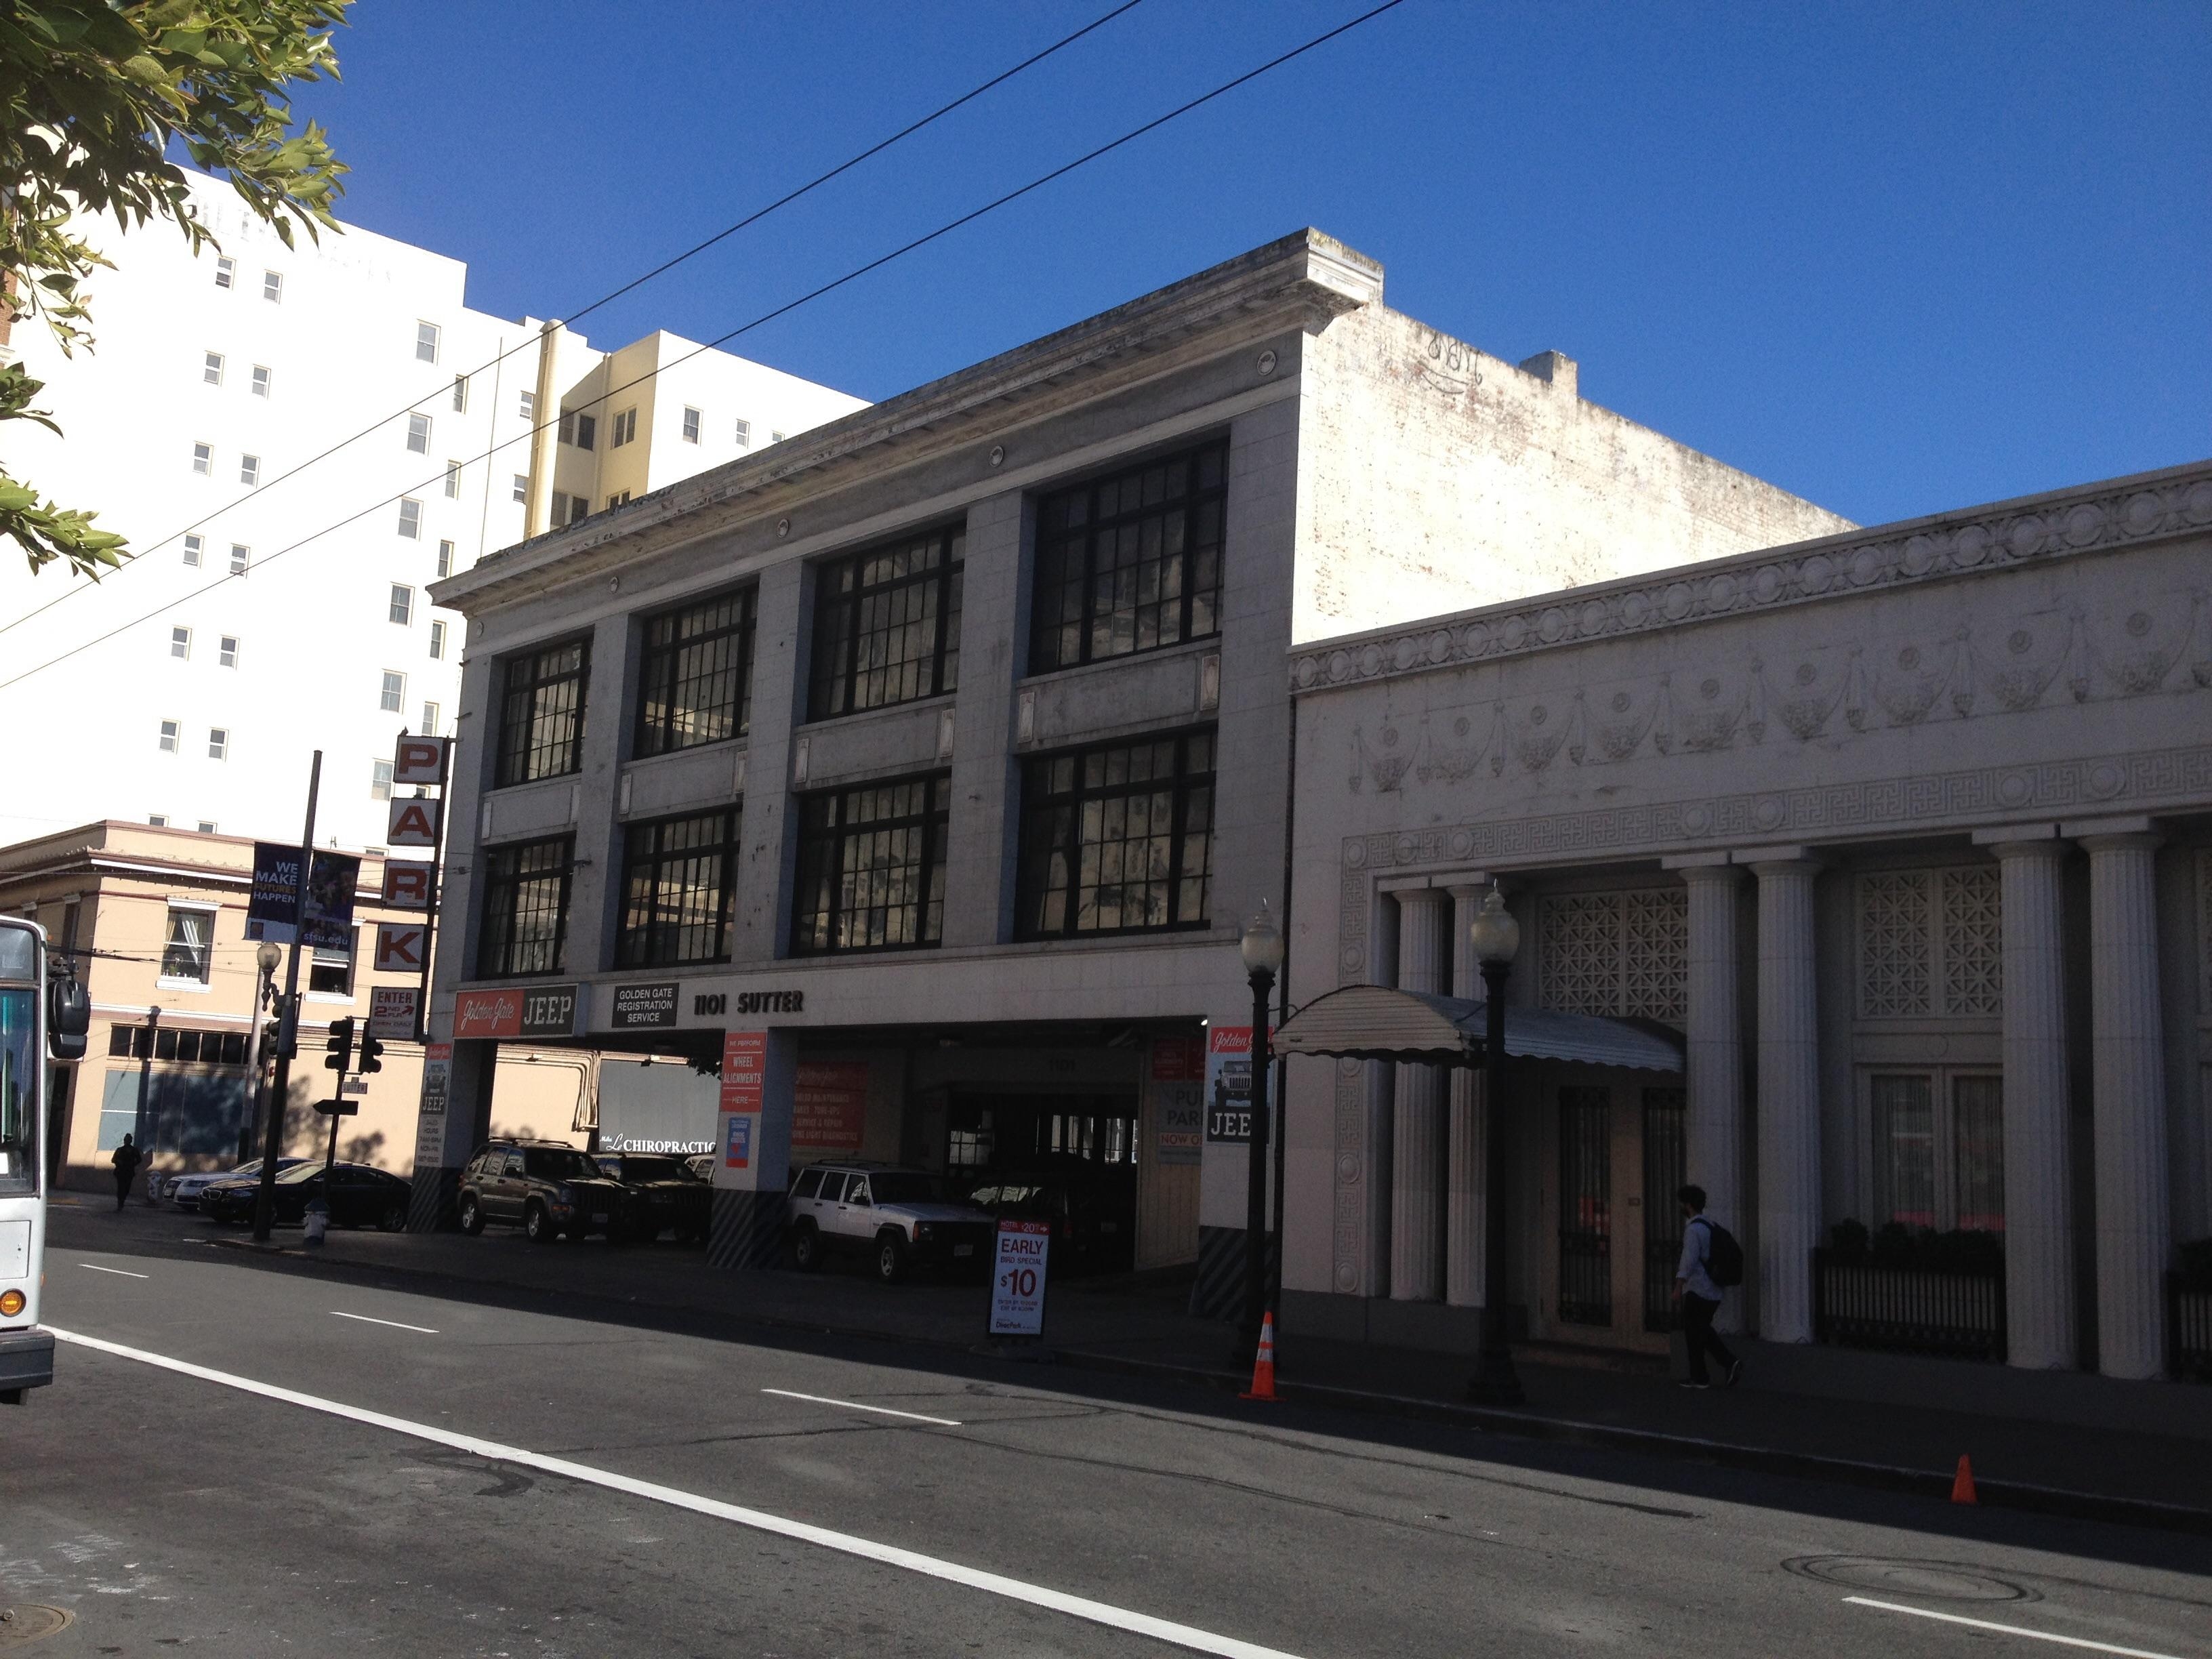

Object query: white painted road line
[760,1387,963,1427]
[79,1263,150,1279]
[50,1327,1303,1659]
[331,1311,439,1335]
[1845,1596,2191,1658]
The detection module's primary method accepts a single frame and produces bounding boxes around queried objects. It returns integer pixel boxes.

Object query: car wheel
[525,1201,556,1244]
[458,1193,486,1235]
[790,1221,821,1273]
[377,1202,407,1232]
[875,1231,909,1285]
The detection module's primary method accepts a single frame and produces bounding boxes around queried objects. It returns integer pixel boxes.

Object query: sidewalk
[55,1198,2212,1534]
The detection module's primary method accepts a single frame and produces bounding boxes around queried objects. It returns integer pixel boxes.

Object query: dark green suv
[457,1139,631,1243]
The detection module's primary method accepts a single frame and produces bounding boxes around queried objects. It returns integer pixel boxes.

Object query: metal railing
[1811,1248,2006,1362]
[2168,1273,2212,1382]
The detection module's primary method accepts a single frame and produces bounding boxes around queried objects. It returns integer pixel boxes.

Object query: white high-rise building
[0,170,863,851]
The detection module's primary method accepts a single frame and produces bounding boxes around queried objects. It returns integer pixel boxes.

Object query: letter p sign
[393,735,450,786]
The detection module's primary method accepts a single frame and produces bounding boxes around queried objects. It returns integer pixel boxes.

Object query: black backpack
[1698,1216,1744,1288]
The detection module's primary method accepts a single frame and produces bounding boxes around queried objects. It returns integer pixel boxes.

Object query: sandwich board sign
[987,1218,1052,1339]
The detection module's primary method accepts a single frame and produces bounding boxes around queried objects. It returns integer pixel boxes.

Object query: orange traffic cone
[1240,1311,1279,1402]
[1951,1454,1978,1505]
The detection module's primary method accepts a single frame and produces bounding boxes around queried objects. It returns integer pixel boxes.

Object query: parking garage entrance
[945,1094,1142,1273]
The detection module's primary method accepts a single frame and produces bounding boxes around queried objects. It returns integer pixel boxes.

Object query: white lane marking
[1844,1597,2191,1658]
[79,1263,150,1279]
[51,1328,1302,1659]
[760,1388,963,1427]
[331,1311,439,1335]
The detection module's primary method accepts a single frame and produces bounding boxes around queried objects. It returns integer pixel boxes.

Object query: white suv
[785,1163,994,1283]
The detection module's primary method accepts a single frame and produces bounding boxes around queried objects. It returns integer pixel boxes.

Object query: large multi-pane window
[1030,441,1227,674]
[494,638,589,787]
[478,835,573,978]
[615,808,739,968]
[1016,728,1214,938]
[635,587,756,758]
[1872,1071,2005,1233]
[792,773,950,955]
[807,527,962,720]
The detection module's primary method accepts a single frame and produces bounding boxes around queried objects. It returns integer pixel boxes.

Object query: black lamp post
[1239,901,1284,1353]
[1467,886,1525,1406]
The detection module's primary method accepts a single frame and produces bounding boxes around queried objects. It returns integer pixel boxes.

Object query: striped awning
[1271,985,1683,1073]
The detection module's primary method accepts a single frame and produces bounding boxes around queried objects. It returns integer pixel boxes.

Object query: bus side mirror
[48,977,89,1061]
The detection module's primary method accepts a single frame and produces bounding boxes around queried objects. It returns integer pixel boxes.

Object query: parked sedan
[594,1153,710,1244]
[962,1161,1136,1274]
[198,1161,413,1231]
[165,1157,306,1210]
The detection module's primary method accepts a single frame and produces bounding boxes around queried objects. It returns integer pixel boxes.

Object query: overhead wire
[0,0,1411,696]
[0,0,1151,642]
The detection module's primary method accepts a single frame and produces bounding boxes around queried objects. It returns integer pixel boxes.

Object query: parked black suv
[458,1139,631,1243]
[594,1152,710,1245]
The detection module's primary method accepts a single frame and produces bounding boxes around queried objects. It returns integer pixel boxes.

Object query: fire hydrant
[303,1196,329,1248]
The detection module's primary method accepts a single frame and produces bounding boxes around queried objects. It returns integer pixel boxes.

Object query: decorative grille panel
[2198,851,2212,1014]
[1940,865,2003,1017]
[1859,872,1933,1017]
[1859,867,2002,1019]
[1539,889,1688,1024]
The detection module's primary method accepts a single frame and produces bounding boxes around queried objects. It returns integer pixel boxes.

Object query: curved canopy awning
[1272,985,1683,1073]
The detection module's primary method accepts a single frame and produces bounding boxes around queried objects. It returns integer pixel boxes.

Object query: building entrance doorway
[1539,1077,1687,1350]
[945,1093,1139,1272]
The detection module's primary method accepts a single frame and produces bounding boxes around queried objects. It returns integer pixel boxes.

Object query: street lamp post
[1239,901,1285,1353]
[1467,886,1525,1406]
[239,941,283,1163]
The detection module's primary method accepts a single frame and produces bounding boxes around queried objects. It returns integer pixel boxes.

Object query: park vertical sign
[382,734,449,1044]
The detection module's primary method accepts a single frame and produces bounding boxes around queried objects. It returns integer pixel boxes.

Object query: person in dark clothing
[1672,1183,1742,1389]
[110,1135,144,1210]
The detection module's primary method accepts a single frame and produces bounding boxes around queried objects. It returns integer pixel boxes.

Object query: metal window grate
[495,638,590,787]
[1031,441,1227,674]
[1557,1086,1612,1326]
[1641,1088,1685,1331]
[636,587,756,757]
[478,835,573,978]
[808,527,962,719]
[792,773,949,955]
[616,809,739,967]
[1016,727,1214,938]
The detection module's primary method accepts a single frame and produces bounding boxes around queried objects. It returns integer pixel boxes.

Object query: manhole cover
[0,1603,75,1646]
[1784,1556,2038,1603]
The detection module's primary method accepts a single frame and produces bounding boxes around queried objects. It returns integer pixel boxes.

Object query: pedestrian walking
[1672,1183,1744,1390]
[110,1134,144,1210]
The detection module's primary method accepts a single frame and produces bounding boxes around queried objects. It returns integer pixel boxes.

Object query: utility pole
[252,752,321,1242]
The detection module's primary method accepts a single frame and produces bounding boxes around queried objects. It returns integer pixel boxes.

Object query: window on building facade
[1872,1071,2004,1232]
[733,417,751,447]
[407,413,431,453]
[451,375,468,412]
[371,759,393,800]
[397,498,422,539]
[207,727,228,760]
[520,389,535,422]
[606,491,632,510]
[428,620,447,659]
[214,256,235,289]
[308,930,357,996]
[551,491,588,526]
[807,527,962,720]
[229,544,250,576]
[415,320,441,363]
[478,834,574,977]
[388,583,414,625]
[148,814,169,827]
[197,821,216,836]
[609,407,638,447]
[380,670,405,712]
[437,539,455,578]
[494,638,590,787]
[219,635,239,668]
[191,442,212,475]
[203,350,224,385]
[158,719,180,754]
[420,700,440,735]
[444,460,461,498]
[262,270,283,302]
[1857,866,2002,1019]
[681,406,701,443]
[792,773,950,955]
[616,808,739,968]
[1015,729,1215,938]
[1031,441,1227,675]
[1538,888,1690,1025]
[251,364,271,398]
[239,453,260,485]
[635,586,756,758]
[169,626,191,660]
[107,1023,249,1064]
[183,534,203,566]
[512,473,528,504]
[159,906,215,984]
[558,409,596,450]
[771,430,785,444]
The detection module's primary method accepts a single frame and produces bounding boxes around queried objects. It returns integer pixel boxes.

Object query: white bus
[2,915,86,1406]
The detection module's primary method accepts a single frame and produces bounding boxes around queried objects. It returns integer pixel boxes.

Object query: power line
[0,0,1410,697]
[0,0,1150,642]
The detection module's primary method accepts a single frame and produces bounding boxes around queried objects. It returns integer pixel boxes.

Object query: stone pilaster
[1992,838,2077,1369]
[1753,856,1822,1343]
[1391,888,1449,1302]
[1446,882,1486,1307]
[2082,832,2172,1380]
[1677,859,1746,1334]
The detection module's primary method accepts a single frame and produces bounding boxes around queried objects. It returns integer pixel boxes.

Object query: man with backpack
[1673,1183,1744,1389]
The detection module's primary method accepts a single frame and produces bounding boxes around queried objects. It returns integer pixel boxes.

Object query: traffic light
[325,1016,355,1073]
[357,1029,384,1074]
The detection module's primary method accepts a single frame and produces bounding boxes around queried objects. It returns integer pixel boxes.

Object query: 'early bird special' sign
[987,1218,1052,1339]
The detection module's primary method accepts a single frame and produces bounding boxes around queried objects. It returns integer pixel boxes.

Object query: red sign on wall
[720,1030,766,1115]
[1150,1035,1204,1083]
[792,1061,869,1153]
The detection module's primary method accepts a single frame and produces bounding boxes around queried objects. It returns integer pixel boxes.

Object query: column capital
[1443,876,1494,901]
[1988,835,2068,865]
[2073,827,2164,855]
[1393,884,1452,914]
[1972,822,2062,848]
[1671,858,1744,886]
[1742,849,1824,876]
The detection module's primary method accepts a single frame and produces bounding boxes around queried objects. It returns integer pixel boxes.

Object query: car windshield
[0,986,33,1183]
[869,1173,946,1206]
[525,1148,602,1181]
[617,1157,689,1182]
[274,1162,330,1184]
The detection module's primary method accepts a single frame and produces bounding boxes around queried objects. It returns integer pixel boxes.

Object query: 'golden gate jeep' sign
[453,985,578,1040]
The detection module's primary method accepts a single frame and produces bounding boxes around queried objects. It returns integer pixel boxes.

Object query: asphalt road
[5,1229,2209,1658]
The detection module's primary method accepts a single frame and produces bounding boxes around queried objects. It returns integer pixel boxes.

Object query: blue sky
[295,0,2210,528]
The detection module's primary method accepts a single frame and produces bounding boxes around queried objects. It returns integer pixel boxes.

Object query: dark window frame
[477,834,575,979]
[806,525,964,722]
[1029,439,1229,676]
[791,771,951,956]
[494,636,590,788]
[615,807,740,968]
[1015,726,1216,940]
[634,586,756,758]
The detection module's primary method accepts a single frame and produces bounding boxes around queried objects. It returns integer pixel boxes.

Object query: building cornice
[1288,458,2212,695]
[433,229,1382,617]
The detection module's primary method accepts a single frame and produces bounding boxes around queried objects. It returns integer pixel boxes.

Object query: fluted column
[1753,857,1822,1343]
[1446,882,1487,1307]
[1391,888,1450,1302]
[2083,833,2171,1380]
[1679,860,1746,1334]
[1993,838,2076,1370]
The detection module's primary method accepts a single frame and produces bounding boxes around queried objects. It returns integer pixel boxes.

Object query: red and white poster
[720,1030,766,1115]
[792,1061,869,1154]
[1149,1034,1205,1166]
